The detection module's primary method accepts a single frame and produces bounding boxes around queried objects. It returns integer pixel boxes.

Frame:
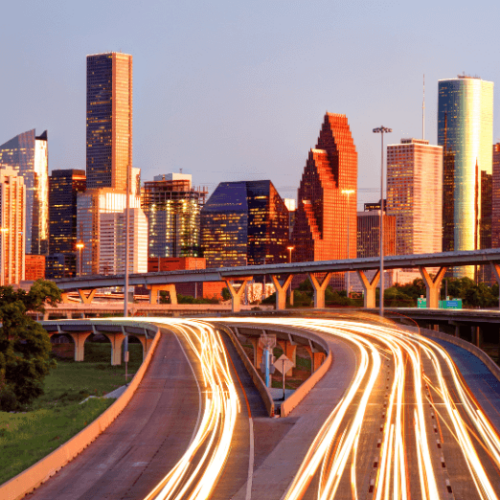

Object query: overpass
[53,248,500,312]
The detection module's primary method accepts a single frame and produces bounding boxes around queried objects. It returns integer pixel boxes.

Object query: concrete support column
[137,336,155,360]
[419,266,447,309]
[103,332,126,366]
[312,352,326,372]
[250,337,263,369]
[356,270,380,309]
[308,272,333,309]
[61,293,71,304]
[224,277,253,313]
[147,284,177,305]
[471,326,481,348]
[491,263,500,310]
[77,289,97,304]
[68,332,92,362]
[455,325,460,337]
[271,275,293,310]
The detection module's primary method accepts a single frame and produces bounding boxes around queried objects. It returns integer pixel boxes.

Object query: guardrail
[0,322,161,500]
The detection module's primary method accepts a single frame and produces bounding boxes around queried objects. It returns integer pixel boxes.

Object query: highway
[25,315,500,499]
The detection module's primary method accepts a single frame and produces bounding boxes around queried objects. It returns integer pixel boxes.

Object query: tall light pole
[341,189,355,298]
[373,126,392,316]
[123,164,131,381]
[287,246,294,306]
[76,242,84,276]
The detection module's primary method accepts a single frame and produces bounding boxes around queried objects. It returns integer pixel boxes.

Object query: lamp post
[341,189,355,298]
[76,242,84,276]
[287,246,294,306]
[0,227,9,286]
[372,126,392,316]
[123,163,132,382]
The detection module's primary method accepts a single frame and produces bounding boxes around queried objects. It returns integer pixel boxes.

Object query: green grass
[0,342,144,485]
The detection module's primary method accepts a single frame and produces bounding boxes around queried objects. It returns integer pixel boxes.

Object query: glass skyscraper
[0,129,48,255]
[438,76,494,278]
[86,52,132,191]
[201,180,289,268]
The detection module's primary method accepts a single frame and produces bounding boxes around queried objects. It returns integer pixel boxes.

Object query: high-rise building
[438,76,494,278]
[99,208,148,275]
[0,166,26,285]
[492,144,500,249]
[25,254,45,281]
[47,169,86,278]
[141,174,207,259]
[201,180,289,268]
[0,129,48,255]
[86,52,132,191]
[292,113,357,265]
[387,138,443,256]
[357,210,396,258]
[76,189,141,275]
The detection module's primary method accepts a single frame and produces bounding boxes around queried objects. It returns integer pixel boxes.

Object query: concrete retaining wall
[0,325,161,500]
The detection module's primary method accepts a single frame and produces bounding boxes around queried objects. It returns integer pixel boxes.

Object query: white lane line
[171,327,202,446]
[246,417,255,500]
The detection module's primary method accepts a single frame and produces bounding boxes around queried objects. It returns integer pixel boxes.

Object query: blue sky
[1,0,499,208]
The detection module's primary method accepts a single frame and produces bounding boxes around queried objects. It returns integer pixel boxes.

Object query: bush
[0,385,18,412]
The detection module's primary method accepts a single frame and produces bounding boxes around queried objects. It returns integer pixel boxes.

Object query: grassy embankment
[0,342,143,485]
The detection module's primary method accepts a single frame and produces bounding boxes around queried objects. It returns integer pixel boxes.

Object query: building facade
[201,180,289,268]
[387,138,443,256]
[292,113,358,266]
[47,169,86,278]
[0,166,26,285]
[357,210,396,258]
[438,76,494,278]
[25,254,45,281]
[0,129,48,255]
[76,189,141,275]
[86,52,132,191]
[492,144,500,249]
[142,174,207,259]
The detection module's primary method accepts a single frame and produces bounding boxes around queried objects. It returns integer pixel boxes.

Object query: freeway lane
[27,327,201,500]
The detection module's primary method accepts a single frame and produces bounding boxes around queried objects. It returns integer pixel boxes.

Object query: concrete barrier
[218,324,275,417]
[0,324,161,500]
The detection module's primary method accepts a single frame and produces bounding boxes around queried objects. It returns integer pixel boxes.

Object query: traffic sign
[273,354,294,374]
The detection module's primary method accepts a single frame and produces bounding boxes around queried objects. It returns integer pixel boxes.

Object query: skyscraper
[201,180,289,268]
[357,210,396,258]
[492,144,500,249]
[86,52,132,191]
[292,113,357,264]
[47,169,86,278]
[0,166,26,285]
[438,76,494,278]
[387,138,443,255]
[142,174,207,259]
[0,129,48,255]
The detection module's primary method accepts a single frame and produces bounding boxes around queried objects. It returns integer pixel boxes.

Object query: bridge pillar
[271,275,293,310]
[224,277,253,313]
[137,336,155,360]
[308,272,333,309]
[68,332,92,362]
[305,346,325,372]
[78,289,97,304]
[491,263,500,310]
[356,270,380,309]
[471,326,481,348]
[61,293,71,304]
[103,332,126,365]
[419,266,447,309]
[147,284,178,305]
[249,337,264,369]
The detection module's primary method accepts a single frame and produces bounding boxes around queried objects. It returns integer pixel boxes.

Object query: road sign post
[274,354,294,401]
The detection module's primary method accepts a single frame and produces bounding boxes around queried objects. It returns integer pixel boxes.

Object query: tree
[0,280,61,410]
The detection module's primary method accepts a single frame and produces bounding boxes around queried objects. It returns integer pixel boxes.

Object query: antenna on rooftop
[422,74,425,140]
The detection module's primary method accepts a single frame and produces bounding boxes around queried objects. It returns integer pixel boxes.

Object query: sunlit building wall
[99,208,147,275]
[492,144,500,249]
[438,76,494,278]
[0,129,48,255]
[86,53,132,191]
[387,139,443,256]
[141,174,207,259]
[47,169,86,278]
[0,166,25,285]
[357,210,396,258]
[76,189,141,275]
[201,180,289,268]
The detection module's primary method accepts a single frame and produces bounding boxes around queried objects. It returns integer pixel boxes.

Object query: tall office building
[438,76,494,278]
[0,166,26,285]
[201,180,289,268]
[86,52,132,191]
[46,169,86,278]
[387,139,443,256]
[0,129,48,255]
[357,210,396,258]
[76,189,141,275]
[99,208,147,275]
[142,173,207,259]
[492,144,500,249]
[292,113,357,264]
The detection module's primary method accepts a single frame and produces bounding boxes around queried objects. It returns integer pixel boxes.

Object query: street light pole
[123,164,131,381]
[372,126,392,317]
[341,189,355,298]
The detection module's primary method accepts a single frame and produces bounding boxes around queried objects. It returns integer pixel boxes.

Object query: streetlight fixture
[341,189,355,298]
[76,242,84,276]
[373,126,392,316]
[0,227,9,286]
[287,246,295,306]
